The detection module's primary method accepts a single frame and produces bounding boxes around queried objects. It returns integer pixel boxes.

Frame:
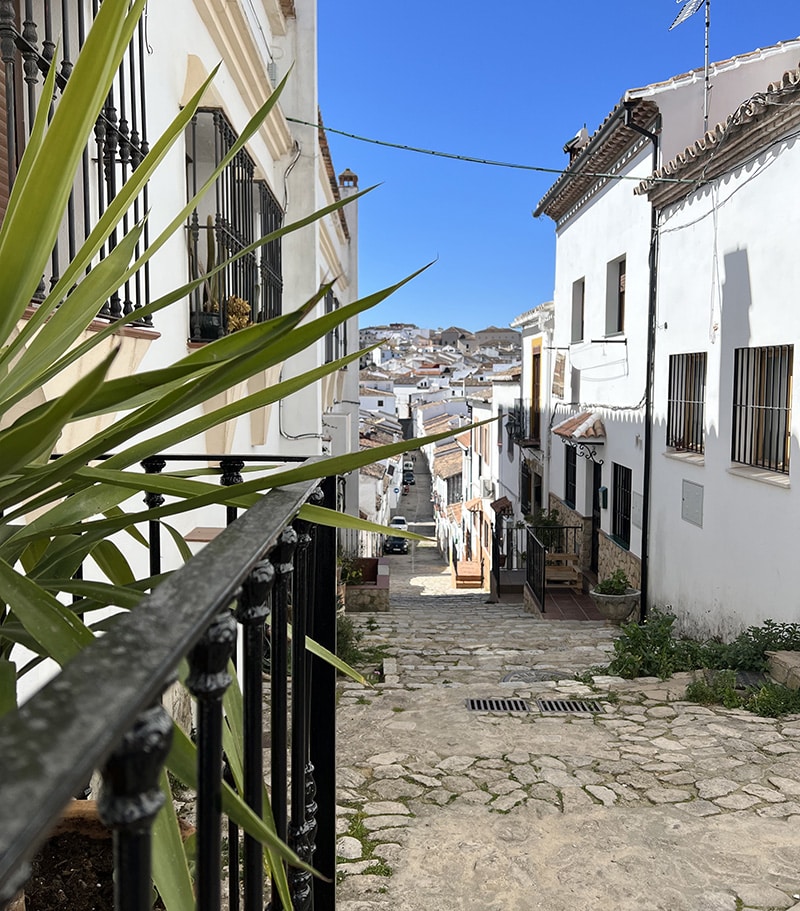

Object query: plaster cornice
[192,0,293,162]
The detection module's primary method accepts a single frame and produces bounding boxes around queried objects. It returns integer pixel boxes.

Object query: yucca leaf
[0,0,145,345]
[2,224,144,404]
[0,559,94,664]
[0,659,17,717]
[152,770,195,911]
[166,723,299,905]
[304,636,370,686]
[298,504,429,540]
[90,540,137,587]
[0,347,119,475]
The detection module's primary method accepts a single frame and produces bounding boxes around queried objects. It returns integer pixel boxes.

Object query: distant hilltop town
[359,323,521,402]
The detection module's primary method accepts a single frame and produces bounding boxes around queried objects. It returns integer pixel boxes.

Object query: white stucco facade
[648,99,800,638]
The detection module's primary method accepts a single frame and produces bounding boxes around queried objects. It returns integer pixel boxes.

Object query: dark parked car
[383,535,409,554]
[403,470,415,485]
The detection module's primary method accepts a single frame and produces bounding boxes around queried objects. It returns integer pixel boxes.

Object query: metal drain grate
[537,698,604,715]
[466,697,530,713]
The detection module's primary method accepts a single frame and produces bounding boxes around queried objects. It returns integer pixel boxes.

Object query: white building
[639,65,800,638]
[533,39,800,606]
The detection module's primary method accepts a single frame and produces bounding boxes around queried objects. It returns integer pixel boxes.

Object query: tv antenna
[670,0,711,132]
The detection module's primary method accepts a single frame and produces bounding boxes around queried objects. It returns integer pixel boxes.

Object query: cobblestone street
[334,467,800,911]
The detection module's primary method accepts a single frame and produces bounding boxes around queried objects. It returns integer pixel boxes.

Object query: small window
[377,399,384,407]
[667,352,707,453]
[605,256,625,335]
[732,345,793,473]
[564,444,577,508]
[612,462,632,549]
[571,278,585,343]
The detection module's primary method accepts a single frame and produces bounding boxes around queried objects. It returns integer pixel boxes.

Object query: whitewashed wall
[649,129,800,638]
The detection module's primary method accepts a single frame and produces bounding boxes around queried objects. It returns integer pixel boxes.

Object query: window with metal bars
[606,256,625,335]
[520,460,532,516]
[255,180,282,323]
[324,289,346,363]
[564,444,576,508]
[186,109,283,341]
[667,352,707,452]
[0,1,151,322]
[612,462,632,549]
[731,345,793,473]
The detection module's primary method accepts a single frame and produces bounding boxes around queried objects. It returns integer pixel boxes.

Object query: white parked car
[389,515,408,530]
[403,459,414,471]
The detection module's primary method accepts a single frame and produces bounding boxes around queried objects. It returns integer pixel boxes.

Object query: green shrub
[594,569,631,595]
[603,611,800,680]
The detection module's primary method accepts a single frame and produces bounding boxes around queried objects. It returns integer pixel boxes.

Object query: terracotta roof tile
[637,67,800,208]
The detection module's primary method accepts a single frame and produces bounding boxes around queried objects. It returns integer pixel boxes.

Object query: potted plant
[589,569,640,625]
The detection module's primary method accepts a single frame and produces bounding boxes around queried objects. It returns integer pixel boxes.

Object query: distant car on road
[383,535,409,555]
[403,459,414,472]
[403,470,415,485]
[389,515,408,530]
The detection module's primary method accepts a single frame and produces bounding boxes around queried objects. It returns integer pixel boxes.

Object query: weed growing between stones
[686,671,800,717]
[338,810,394,879]
[578,612,800,717]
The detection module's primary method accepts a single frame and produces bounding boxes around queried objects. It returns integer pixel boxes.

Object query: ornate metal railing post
[221,457,245,527]
[98,704,173,911]
[235,558,275,911]
[307,477,337,911]
[186,610,238,911]
[269,526,297,910]
[288,498,319,911]
[141,457,166,580]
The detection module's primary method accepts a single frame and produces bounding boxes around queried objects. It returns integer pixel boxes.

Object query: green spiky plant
[0,0,453,907]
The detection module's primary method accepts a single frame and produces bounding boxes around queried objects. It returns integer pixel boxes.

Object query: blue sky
[318,1,798,333]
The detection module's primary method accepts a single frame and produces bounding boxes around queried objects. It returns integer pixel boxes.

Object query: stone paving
[334,538,800,911]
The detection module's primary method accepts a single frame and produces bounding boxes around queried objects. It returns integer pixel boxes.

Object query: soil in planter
[26,832,166,911]
[27,831,114,911]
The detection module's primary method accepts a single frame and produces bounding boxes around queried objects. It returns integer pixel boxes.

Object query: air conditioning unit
[481,479,494,498]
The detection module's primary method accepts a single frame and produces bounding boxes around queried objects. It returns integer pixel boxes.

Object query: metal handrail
[0,475,334,908]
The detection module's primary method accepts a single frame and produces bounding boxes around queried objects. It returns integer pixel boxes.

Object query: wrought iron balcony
[0,457,339,911]
[508,398,541,448]
[0,0,152,323]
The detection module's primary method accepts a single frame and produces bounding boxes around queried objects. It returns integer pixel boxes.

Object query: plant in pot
[589,569,640,626]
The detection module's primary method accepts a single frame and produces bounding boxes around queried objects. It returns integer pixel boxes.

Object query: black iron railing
[0,462,339,911]
[526,527,546,611]
[510,398,540,447]
[0,0,152,322]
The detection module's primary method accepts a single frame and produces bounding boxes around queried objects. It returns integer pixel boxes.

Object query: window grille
[0,1,151,322]
[731,345,793,473]
[606,256,625,335]
[324,289,346,363]
[612,462,632,549]
[255,180,282,322]
[520,460,532,516]
[186,109,263,340]
[564,444,577,508]
[667,352,707,452]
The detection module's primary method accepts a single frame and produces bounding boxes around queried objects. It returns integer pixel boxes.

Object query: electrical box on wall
[598,486,608,509]
[682,480,704,528]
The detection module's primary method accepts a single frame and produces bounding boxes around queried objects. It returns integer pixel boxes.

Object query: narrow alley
[334,466,800,911]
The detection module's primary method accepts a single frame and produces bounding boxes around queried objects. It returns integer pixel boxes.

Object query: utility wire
[287,117,698,184]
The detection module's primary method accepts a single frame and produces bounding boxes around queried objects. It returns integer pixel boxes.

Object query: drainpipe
[623,101,660,621]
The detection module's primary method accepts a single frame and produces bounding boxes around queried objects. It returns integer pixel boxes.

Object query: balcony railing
[509,398,541,448]
[0,461,339,911]
[0,0,152,323]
